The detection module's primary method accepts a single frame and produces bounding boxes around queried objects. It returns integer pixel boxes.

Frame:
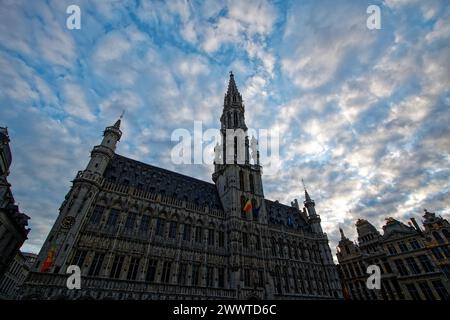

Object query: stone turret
[303,186,323,234]
[34,117,123,274]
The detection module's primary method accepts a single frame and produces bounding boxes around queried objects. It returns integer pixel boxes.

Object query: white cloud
[281,2,376,90]
[93,31,133,63]
[63,83,96,122]
[99,90,142,118]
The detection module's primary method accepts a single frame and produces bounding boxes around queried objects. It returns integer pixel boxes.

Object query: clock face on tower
[61,216,76,229]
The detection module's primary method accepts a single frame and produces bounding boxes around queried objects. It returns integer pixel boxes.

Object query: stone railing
[268,225,328,240]
[132,187,158,201]
[102,179,225,219]
[102,180,129,195]
[23,272,236,299]
[74,170,104,185]
[91,145,114,158]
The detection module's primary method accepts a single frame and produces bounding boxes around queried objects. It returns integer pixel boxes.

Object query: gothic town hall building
[21,73,342,300]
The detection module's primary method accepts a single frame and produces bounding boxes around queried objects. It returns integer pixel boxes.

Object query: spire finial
[113,111,124,129]
[302,179,313,203]
[339,227,346,239]
[225,71,240,103]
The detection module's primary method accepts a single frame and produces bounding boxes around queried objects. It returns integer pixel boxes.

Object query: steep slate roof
[104,154,308,229]
[265,199,308,229]
[381,217,417,240]
[104,154,223,211]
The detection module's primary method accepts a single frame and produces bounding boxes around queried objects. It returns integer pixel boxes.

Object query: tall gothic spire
[113,110,125,129]
[215,72,252,166]
[302,179,313,203]
[304,189,312,202]
[225,71,242,105]
[339,228,346,240]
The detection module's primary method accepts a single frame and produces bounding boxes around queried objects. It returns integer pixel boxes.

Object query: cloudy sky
[1,0,449,257]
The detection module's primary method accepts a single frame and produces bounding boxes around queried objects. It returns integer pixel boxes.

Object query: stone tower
[212,72,269,296]
[22,72,342,300]
[213,72,266,221]
[34,118,122,274]
[303,188,322,234]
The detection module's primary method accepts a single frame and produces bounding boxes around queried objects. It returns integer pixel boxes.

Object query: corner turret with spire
[302,179,323,233]
[85,114,123,175]
[336,227,360,259]
[34,114,124,274]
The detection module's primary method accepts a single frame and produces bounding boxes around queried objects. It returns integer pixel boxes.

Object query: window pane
[169,221,177,238]
[90,206,105,224]
[106,209,120,226]
[125,213,137,230]
[146,260,157,282]
[183,224,191,241]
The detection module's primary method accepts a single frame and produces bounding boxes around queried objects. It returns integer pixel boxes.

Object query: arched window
[168,220,177,239]
[249,174,254,193]
[271,238,277,256]
[433,231,444,243]
[298,269,305,293]
[182,221,191,241]
[234,136,238,162]
[255,234,261,251]
[251,199,258,221]
[239,170,245,190]
[278,240,284,257]
[234,112,238,127]
[274,266,282,294]
[442,229,450,241]
[242,232,248,248]
[305,270,312,293]
[293,243,299,259]
[283,267,290,292]
[155,218,165,237]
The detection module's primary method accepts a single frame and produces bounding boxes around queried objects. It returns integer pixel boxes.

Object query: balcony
[23,272,236,299]
[74,170,104,186]
[102,179,225,219]
[91,145,114,158]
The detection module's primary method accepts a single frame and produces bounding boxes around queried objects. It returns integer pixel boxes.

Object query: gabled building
[337,213,450,300]
[0,251,37,299]
[421,210,450,284]
[0,127,30,279]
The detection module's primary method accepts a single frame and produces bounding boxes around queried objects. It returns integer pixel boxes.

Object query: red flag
[243,199,253,213]
[40,245,56,273]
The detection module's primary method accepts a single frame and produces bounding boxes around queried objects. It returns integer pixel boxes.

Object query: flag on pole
[243,198,253,213]
[40,244,57,273]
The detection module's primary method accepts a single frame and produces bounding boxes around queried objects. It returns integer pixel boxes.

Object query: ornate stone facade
[0,126,30,279]
[0,251,36,299]
[336,212,450,300]
[21,73,342,300]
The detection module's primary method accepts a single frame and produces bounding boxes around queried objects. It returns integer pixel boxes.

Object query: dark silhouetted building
[22,74,342,300]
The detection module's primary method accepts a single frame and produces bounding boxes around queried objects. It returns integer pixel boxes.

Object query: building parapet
[22,272,236,299]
